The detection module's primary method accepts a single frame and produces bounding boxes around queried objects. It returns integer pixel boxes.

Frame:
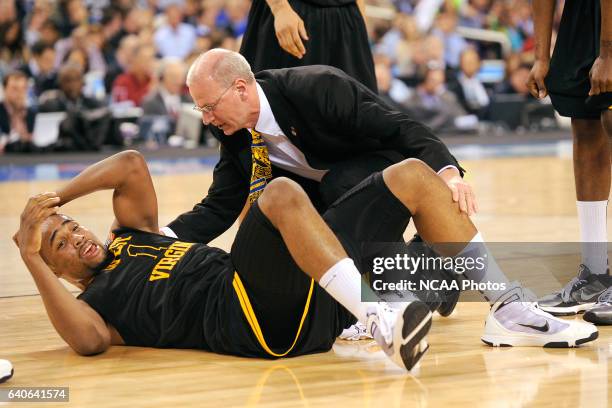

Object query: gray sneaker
[538,265,611,316]
[583,286,612,325]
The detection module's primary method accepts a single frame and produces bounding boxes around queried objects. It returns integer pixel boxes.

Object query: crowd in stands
[0,0,565,154]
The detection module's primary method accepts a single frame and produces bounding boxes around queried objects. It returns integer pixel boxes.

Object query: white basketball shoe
[482,284,598,347]
[366,301,432,371]
[0,359,13,383]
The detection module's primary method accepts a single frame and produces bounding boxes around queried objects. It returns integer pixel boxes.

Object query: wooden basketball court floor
[1,154,610,407]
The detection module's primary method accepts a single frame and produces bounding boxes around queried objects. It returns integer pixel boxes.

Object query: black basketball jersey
[78,228,235,350]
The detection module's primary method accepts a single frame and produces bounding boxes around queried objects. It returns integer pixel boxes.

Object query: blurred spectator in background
[495,62,532,96]
[63,47,90,73]
[374,53,412,109]
[38,19,61,47]
[218,0,249,38]
[24,0,54,47]
[458,0,493,29]
[405,64,472,132]
[154,3,196,59]
[142,59,188,133]
[55,25,107,74]
[448,47,490,119]
[52,0,88,38]
[39,63,114,151]
[20,40,58,97]
[432,11,468,69]
[39,63,103,111]
[105,34,139,94]
[0,2,26,73]
[0,71,36,153]
[111,44,156,106]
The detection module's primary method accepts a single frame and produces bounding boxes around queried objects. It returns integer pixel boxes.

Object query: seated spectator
[104,34,139,94]
[111,44,156,106]
[54,25,106,74]
[374,54,413,109]
[154,3,196,59]
[0,17,25,72]
[404,65,474,133]
[142,59,188,122]
[432,11,468,70]
[39,63,104,111]
[0,71,36,153]
[458,0,493,29]
[495,62,532,96]
[51,0,88,38]
[39,64,114,151]
[448,48,490,119]
[20,40,58,97]
[24,0,53,46]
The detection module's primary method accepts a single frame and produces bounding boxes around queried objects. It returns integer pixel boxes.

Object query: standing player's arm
[16,194,112,356]
[56,150,159,233]
[266,0,309,59]
[527,0,555,99]
[589,0,612,95]
[356,0,366,20]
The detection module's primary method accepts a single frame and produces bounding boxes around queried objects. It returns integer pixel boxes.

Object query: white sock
[457,232,510,304]
[577,200,608,275]
[319,258,379,324]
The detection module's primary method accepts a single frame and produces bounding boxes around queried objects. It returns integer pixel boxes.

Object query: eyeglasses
[192,83,234,114]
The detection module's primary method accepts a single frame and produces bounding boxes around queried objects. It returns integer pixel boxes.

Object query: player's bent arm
[56,150,158,233]
[22,254,112,356]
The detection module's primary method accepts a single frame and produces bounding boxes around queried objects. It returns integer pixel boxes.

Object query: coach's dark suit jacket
[168,66,463,243]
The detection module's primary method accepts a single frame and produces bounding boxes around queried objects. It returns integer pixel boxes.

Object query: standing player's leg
[583,108,612,324]
[539,118,612,316]
[255,178,432,370]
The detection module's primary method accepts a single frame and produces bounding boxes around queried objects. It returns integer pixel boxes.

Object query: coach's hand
[589,55,612,96]
[270,1,309,59]
[17,192,59,257]
[439,168,478,216]
[527,60,549,99]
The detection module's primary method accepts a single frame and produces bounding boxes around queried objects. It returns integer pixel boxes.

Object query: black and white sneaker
[538,265,611,316]
[584,286,612,325]
[0,359,13,383]
[366,301,432,371]
[482,284,598,348]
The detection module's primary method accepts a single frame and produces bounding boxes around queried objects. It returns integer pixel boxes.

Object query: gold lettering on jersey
[127,244,167,259]
[149,241,195,281]
[103,236,132,271]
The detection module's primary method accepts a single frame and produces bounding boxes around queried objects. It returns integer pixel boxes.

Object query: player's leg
[242,178,431,370]
[380,159,598,347]
[583,108,612,324]
[539,118,612,316]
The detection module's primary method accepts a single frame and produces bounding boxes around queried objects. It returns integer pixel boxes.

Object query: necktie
[248,129,272,205]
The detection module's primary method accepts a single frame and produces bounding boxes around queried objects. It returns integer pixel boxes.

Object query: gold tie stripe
[248,129,273,205]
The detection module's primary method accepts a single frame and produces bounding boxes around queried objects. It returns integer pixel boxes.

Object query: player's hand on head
[272,3,309,59]
[18,192,60,256]
[527,60,549,99]
[588,56,612,96]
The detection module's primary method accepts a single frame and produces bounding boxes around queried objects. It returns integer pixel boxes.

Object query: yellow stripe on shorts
[232,272,314,357]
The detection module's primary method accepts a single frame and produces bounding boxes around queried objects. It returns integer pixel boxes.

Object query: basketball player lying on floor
[15,151,598,372]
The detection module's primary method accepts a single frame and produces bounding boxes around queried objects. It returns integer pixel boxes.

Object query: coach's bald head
[186,49,260,135]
